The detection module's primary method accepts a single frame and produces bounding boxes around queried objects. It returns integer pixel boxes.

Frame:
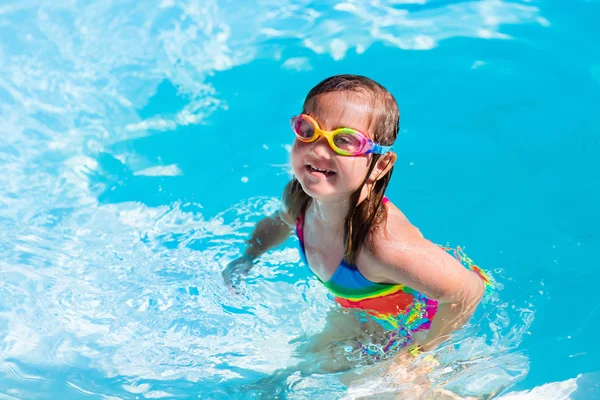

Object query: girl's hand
[222,255,254,287]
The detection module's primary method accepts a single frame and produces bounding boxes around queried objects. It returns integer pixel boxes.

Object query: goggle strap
[371,143,394,154]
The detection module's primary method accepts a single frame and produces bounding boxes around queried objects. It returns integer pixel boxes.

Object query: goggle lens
[332,131,364,153]
[292,116,315,140]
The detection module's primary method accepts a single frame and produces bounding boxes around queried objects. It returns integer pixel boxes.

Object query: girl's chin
[296,178,346,199]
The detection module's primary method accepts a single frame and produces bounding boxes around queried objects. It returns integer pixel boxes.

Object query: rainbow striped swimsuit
[295,206,492,336]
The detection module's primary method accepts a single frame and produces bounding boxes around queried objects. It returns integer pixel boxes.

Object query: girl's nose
[309,136,333,158]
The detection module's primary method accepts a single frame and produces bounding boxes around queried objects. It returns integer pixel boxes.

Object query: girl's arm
[243,211,295,259]
[222,209,294,286]
[363,227,484,351]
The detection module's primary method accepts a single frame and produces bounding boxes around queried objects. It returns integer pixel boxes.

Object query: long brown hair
[283,74,400,265]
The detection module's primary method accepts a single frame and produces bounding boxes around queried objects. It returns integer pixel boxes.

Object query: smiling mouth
[307,165,336,176]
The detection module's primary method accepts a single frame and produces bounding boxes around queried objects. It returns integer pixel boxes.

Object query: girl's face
[291,92,376,201]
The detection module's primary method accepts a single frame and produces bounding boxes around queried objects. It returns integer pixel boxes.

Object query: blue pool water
[1,0,599,398]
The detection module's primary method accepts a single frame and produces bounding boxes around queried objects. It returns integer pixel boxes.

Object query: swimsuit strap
[295,213,304,244]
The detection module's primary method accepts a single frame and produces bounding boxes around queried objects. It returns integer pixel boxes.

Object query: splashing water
[1,0,599,398]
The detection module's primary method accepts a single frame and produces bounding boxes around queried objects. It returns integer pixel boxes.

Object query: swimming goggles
[290,114,394,156]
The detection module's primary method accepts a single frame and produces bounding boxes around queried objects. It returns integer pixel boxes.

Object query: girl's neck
[309,198,350,231]
[308,184,374,230]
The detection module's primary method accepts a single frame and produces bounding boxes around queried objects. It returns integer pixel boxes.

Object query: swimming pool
[1,0,599,398]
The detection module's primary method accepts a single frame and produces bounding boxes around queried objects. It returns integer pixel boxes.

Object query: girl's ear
[368,152,397,182]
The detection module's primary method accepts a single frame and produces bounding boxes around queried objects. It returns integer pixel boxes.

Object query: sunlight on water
[2,0,588,398]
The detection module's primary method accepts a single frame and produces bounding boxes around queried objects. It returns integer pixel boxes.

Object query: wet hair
[283,74,400,265]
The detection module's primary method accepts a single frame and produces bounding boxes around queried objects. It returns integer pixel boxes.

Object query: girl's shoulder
[357,200,429,283]
[374,199,423,242]
[361,199,425,262]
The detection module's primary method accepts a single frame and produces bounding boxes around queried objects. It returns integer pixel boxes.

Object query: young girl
[222,75,491,378]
